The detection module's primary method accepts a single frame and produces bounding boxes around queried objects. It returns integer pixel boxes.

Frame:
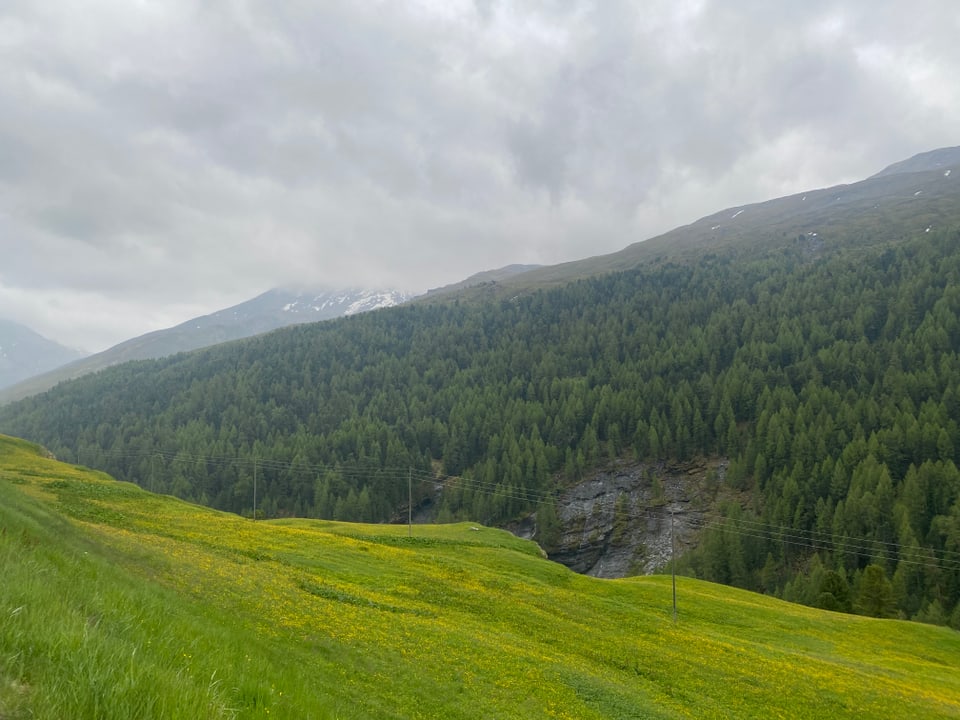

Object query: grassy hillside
[2,435,959,719]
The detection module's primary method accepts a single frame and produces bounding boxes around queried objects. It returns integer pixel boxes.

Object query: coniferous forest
[2,228,960,625]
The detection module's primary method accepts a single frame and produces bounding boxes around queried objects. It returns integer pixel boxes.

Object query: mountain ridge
[871,145,960,178]
[0,286,414,404]
[7,146,957,402]
[446,145,960,297]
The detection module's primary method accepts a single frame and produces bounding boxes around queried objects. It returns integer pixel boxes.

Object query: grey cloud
[1,0,959,350]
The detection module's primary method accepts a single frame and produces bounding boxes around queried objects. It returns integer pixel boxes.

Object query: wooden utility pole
[408,468,413,537]
[671,505,677,622]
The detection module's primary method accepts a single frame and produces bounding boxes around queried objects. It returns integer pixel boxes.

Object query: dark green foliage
[817,570,852,613]
[856,564,896,618]
[914,599,947,626]
[3,228,960,620]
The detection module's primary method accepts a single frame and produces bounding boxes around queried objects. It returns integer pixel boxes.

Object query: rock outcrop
[523,459,726,578]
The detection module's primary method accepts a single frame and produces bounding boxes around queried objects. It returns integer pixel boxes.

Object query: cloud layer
[2,0,959,350]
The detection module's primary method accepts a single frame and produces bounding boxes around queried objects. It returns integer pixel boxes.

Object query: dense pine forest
[2,228,960,625]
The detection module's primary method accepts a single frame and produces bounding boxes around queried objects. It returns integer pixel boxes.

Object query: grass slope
[1,435,959,719]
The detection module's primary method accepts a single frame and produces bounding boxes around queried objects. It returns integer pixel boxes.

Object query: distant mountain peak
[871,146,960,179]
[0,319,86,390]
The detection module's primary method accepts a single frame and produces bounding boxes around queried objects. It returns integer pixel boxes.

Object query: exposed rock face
[534,459,725,579]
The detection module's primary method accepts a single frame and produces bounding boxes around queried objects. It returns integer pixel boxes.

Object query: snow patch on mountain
[280,289,414,317]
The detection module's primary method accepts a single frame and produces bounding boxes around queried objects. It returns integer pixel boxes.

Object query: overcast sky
[2,1,959,352]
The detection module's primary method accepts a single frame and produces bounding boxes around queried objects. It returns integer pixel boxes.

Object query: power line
[70,446,960,573]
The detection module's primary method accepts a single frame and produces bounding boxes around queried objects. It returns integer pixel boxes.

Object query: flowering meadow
[2,435,959,719]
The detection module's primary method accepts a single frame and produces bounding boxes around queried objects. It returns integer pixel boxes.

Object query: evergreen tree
[856,564,895,618]
[816,569,852,613]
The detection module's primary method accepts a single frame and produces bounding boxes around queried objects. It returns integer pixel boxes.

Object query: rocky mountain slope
[536,459,724,578]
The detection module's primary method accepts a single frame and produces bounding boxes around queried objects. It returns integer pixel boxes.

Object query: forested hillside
[2,228,960,625]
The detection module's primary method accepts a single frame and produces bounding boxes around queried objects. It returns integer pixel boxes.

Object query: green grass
[2,435,959,719]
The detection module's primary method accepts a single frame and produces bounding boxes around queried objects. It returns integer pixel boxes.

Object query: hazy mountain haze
[0,319,85,389]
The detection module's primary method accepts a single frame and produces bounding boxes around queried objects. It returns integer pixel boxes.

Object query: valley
[0,148,959,676]
[5,4,960,715]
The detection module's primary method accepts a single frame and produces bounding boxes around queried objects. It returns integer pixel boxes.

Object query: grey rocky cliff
[514,459,726,579]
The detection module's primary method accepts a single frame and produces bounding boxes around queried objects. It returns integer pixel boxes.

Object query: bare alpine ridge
[455,145,960,297]
[869,145,960,178]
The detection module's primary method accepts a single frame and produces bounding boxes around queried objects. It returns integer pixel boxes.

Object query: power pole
[671,505,677,622]
[152,453,162,493]
[253,457,257,522]
[408,468,413,537]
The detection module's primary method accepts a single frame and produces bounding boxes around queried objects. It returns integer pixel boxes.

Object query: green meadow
[1,434,959,719]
